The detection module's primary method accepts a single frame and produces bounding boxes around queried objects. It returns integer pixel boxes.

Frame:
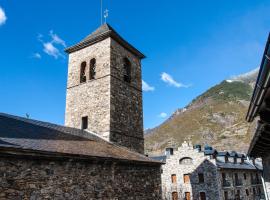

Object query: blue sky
[0,1,269,129]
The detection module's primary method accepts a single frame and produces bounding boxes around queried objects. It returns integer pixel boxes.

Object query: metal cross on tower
[104,9,109,23]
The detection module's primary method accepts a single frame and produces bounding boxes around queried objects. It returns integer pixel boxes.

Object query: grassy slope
[145,80,256,155]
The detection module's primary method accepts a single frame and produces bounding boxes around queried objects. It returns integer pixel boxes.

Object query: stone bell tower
[64,24,145,153]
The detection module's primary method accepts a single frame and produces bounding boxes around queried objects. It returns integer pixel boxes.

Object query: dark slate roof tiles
[65,23,145,58]
[0,113,160,164]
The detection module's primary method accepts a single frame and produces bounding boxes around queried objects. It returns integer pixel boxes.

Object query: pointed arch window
[89,58,96,80]
[80,61,87,83]
[123,57,131,83]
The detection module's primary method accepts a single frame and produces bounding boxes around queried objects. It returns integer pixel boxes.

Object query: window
[80,61,87,83]
[123,57,131,83]
[183,174,190,183]
[198,173,204,183]
[224,191,228,200]
[255,173,259,183]
[81,116,88,130]
[166,148,174,155]
[172,192,178,200]
[200,192,206,200]
[184,192,191,200]
[225,156,228,163]
[171,174,177,184]
[179,157,193,165]
[246,189,249,196]
[234,173,238,182]
[244,173,247,180]
[258,187,261,194]
[89,58,96,80]
[236,190,240,200]
[234,157,237,164]
[253,188,256,195]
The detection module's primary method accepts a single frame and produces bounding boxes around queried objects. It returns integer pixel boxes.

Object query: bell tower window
[90,58,96,80]
[123,58,131,83]
[80,61,87,83]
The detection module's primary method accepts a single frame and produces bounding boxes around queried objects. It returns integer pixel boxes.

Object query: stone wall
[160,142,220,200]
[0,155,162,200]
[110,38,144,153]
[65,37,144,154]
[65,38,111,139]
[218,169,264,200]
[263,154,270,199]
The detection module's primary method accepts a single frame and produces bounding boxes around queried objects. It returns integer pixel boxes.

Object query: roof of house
[0,113,161,165]
[65,23,145,59]
[216,158,263,170]
[245,33,270,157]
[150,155,167,163]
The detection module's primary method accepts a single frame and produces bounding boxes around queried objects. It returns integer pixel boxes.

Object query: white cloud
[142,80,155,92]
[0,7,7,26]
[49,30,66,47]
[43,42,63,59]
[33,53,41,59]
[158,112,168,118]
[37,31,66,59]
[161,72,191,88]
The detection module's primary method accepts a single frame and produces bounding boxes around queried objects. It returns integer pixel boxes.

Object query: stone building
[0,24,162,199]
[246,33,270,199]
[152,142,264,200]
[65,23,144,154]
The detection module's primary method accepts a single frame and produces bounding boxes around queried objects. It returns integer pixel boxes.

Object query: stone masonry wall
[161,142,220,200]
[65,38,111,139]
[263,154,270,199]
[110,39,144,153]
[0,155,162,200]
[65,37,144,153]
[218,169,264,200]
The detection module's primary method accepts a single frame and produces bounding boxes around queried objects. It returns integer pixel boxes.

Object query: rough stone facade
[159,142,220,200]
[154,142,264,200]
[219,168,264,200]
[65,34,144,153]
[262,154,270,198]
[65,38,111,140]
[0,155,161,200]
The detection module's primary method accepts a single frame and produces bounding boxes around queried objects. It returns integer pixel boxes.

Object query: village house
[0,23,162,199]
[152,141,264,200]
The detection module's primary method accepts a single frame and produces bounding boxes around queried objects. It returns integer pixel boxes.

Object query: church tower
[65,24,145,153]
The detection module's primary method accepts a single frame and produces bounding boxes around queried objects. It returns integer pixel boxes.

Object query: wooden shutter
[184,174,190,183]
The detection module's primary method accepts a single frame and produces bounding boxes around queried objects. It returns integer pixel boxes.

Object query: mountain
[145,69,259,156]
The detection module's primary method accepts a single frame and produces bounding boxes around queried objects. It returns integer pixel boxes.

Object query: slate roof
[216,158,263,170]
[150,155,167,163]
[0,113,160,165]
[65,23,145,59]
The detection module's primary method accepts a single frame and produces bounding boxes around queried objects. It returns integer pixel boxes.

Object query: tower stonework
[65,24,145,153]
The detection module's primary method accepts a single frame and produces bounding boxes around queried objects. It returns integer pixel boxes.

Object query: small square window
[81,116,88,130]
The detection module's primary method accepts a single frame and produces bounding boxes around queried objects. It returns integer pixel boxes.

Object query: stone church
[0,24,162,199]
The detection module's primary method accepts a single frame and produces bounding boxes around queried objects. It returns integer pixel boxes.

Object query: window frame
[81,116,88,130]
[80,61,87,83]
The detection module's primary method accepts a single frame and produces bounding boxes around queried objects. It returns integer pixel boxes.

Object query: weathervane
[104,9,109,23]
[100,0,103,25]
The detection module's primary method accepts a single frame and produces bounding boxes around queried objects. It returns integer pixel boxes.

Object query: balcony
[222,180,231,187]
[235,179,243,186]
[251,179,261,185]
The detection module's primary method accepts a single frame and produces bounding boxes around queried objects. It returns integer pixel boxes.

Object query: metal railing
[222,180,231,187]
[235,179,243,186]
